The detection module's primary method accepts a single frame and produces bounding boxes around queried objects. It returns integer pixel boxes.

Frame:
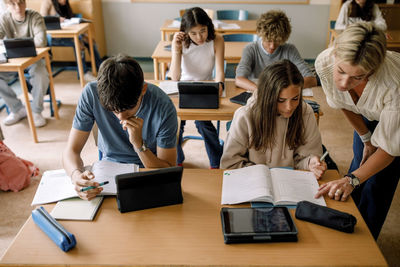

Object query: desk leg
[74,35,85,88]
[87,27,97,76]
[44,52,59,120]
[153,59,159,80]
[161,63,166,80]
[18,69,38,143]
[161,30,165,41]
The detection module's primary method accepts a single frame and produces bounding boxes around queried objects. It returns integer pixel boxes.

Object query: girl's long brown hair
[249,59,305,152]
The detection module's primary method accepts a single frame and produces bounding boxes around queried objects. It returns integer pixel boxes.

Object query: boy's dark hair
[180,7,216,48]
[97,54,144,113]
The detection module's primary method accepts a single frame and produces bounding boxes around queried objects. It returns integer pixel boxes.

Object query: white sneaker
[84,72,96,82]
[3,108,27,126]
[33,112,46,127]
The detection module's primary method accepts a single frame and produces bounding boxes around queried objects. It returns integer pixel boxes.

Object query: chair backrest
[216,10,249,21]
[223,34,258,42]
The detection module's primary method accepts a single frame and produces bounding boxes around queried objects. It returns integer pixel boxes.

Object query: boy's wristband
[359,131,372,143]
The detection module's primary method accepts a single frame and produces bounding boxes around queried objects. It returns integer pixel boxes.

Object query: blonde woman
[315,22,400,239]
[221,60,326,179]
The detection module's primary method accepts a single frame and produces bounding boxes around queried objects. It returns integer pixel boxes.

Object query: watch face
[352,178,360,186]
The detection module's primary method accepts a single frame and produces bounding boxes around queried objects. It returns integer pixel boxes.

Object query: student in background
[169,7,224,169]
[335,0,387,31]
[40,0,102,82]
[315,22,399,239]
[63,55,178,200]
[235,10,316,92]
[0,0,49,127]
[221,60,326,179]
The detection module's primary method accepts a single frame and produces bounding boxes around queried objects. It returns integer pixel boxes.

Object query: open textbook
[221,164,326,206]
[31,161,138,206]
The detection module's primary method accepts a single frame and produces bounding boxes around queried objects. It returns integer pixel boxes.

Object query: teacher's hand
[314,177,353,202]
[360,141,377,166]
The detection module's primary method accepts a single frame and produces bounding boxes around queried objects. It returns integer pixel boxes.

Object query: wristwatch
[346,173,360,189]
[135,142,147,153]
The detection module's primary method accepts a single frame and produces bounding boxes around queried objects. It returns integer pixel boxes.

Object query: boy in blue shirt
[62,55,178,200]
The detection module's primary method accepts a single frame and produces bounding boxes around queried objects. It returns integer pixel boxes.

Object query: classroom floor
[0,64,399,265]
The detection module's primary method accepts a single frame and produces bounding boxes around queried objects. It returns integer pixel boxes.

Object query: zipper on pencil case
[36,207,73,245]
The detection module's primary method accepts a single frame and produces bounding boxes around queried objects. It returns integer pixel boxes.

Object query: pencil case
[295,201,357,233]
[32,206,76,252]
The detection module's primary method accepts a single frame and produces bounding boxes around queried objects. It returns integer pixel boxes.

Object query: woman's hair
[256,10,291,44]
[349,0,374,21]
[97,54,144,113]
[333,22,386,73]
[249,59,304,152]
[51,0,73,19]
[180,7,216,48]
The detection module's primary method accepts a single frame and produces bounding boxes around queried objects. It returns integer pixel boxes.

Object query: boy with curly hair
[235,10,316,91]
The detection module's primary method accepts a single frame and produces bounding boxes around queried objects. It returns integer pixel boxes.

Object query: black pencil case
[32,206,76,252]
[295,201,357,233]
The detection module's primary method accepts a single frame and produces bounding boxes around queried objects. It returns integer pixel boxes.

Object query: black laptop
[115,166,183,213]
[44,16,61,30]
[178,82,219,109]
[3,38,36,58]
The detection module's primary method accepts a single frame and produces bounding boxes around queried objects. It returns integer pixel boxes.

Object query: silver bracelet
[359,131,372,143]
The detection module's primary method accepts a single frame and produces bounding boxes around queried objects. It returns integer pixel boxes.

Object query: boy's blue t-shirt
[72,82,178,167]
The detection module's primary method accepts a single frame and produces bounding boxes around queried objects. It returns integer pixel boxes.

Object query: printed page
[91,160,139,195]
[270,168,326,206]
[159,81,179,95]
[31,169,77,206]
[221,164,273,204]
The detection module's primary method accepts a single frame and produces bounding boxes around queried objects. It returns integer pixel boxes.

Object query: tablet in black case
[220,207,298,244]
[115,166,183,213]
[178,82,219,109]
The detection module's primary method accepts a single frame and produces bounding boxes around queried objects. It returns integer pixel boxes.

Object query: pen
[320,151,329,162]
[80,181,109,192]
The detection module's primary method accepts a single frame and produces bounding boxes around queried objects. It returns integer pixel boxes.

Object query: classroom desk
[47,23,97,88]
[0,169,387,266]
[160,19,257,41]
[151,40,247,80]
[329,29,400,50]
[0,47,59,143]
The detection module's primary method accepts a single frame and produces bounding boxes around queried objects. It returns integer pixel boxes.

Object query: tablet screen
[224,207,291,233]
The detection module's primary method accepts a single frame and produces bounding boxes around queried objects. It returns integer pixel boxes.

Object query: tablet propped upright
[178,82,219,109]
[115,166,183,213]
[220,207,298,244]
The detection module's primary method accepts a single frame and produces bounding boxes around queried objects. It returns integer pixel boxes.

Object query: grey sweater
[236,40,314,80]
[0,9,47,48]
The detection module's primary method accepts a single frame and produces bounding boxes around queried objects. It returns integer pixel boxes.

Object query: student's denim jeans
[349,117,400,240]
[50,37,102,73]
[0,59,49,113]
[177,120,223,168]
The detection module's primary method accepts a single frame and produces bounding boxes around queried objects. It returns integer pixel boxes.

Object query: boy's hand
[121,116,144,149]
[71,170,102,200]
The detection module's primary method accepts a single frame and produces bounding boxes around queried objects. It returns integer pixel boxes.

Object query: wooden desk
[0,169,386,266]
[329,29,400,50]
[0,47,59,143]
[160,19,257,41]
[47,23,97,88]
[151,40,247,80]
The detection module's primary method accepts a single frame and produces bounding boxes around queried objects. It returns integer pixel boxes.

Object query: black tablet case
[178,82,219,109]
[3,38,37,58]
[220,207,298,244]
[229,91,253,106]
[44,16,61,30]
[115,166,183,213]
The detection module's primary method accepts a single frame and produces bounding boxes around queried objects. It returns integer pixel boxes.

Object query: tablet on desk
[3,38,36,58]
[115,166,183,213]
[229,91,252,106]
[44,16,61,30]
[178,81,219,109]
[220,207,298,244]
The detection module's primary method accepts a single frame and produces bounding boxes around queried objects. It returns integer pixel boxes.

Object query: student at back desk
[169,7,225,169]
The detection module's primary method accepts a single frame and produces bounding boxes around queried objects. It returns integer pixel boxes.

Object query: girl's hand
[308,156,327,180]
[360,141,377,166]
[172,32,186,53]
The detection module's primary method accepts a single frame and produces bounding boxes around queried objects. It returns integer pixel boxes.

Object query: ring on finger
[335,189,343,195]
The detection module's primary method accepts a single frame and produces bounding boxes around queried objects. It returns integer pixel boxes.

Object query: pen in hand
[320,151,329,162]
[80,181,109,192]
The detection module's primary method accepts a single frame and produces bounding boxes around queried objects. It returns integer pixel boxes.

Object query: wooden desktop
[0,169,387,266]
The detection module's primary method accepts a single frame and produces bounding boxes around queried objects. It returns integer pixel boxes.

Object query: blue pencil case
[32,206,76,252]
